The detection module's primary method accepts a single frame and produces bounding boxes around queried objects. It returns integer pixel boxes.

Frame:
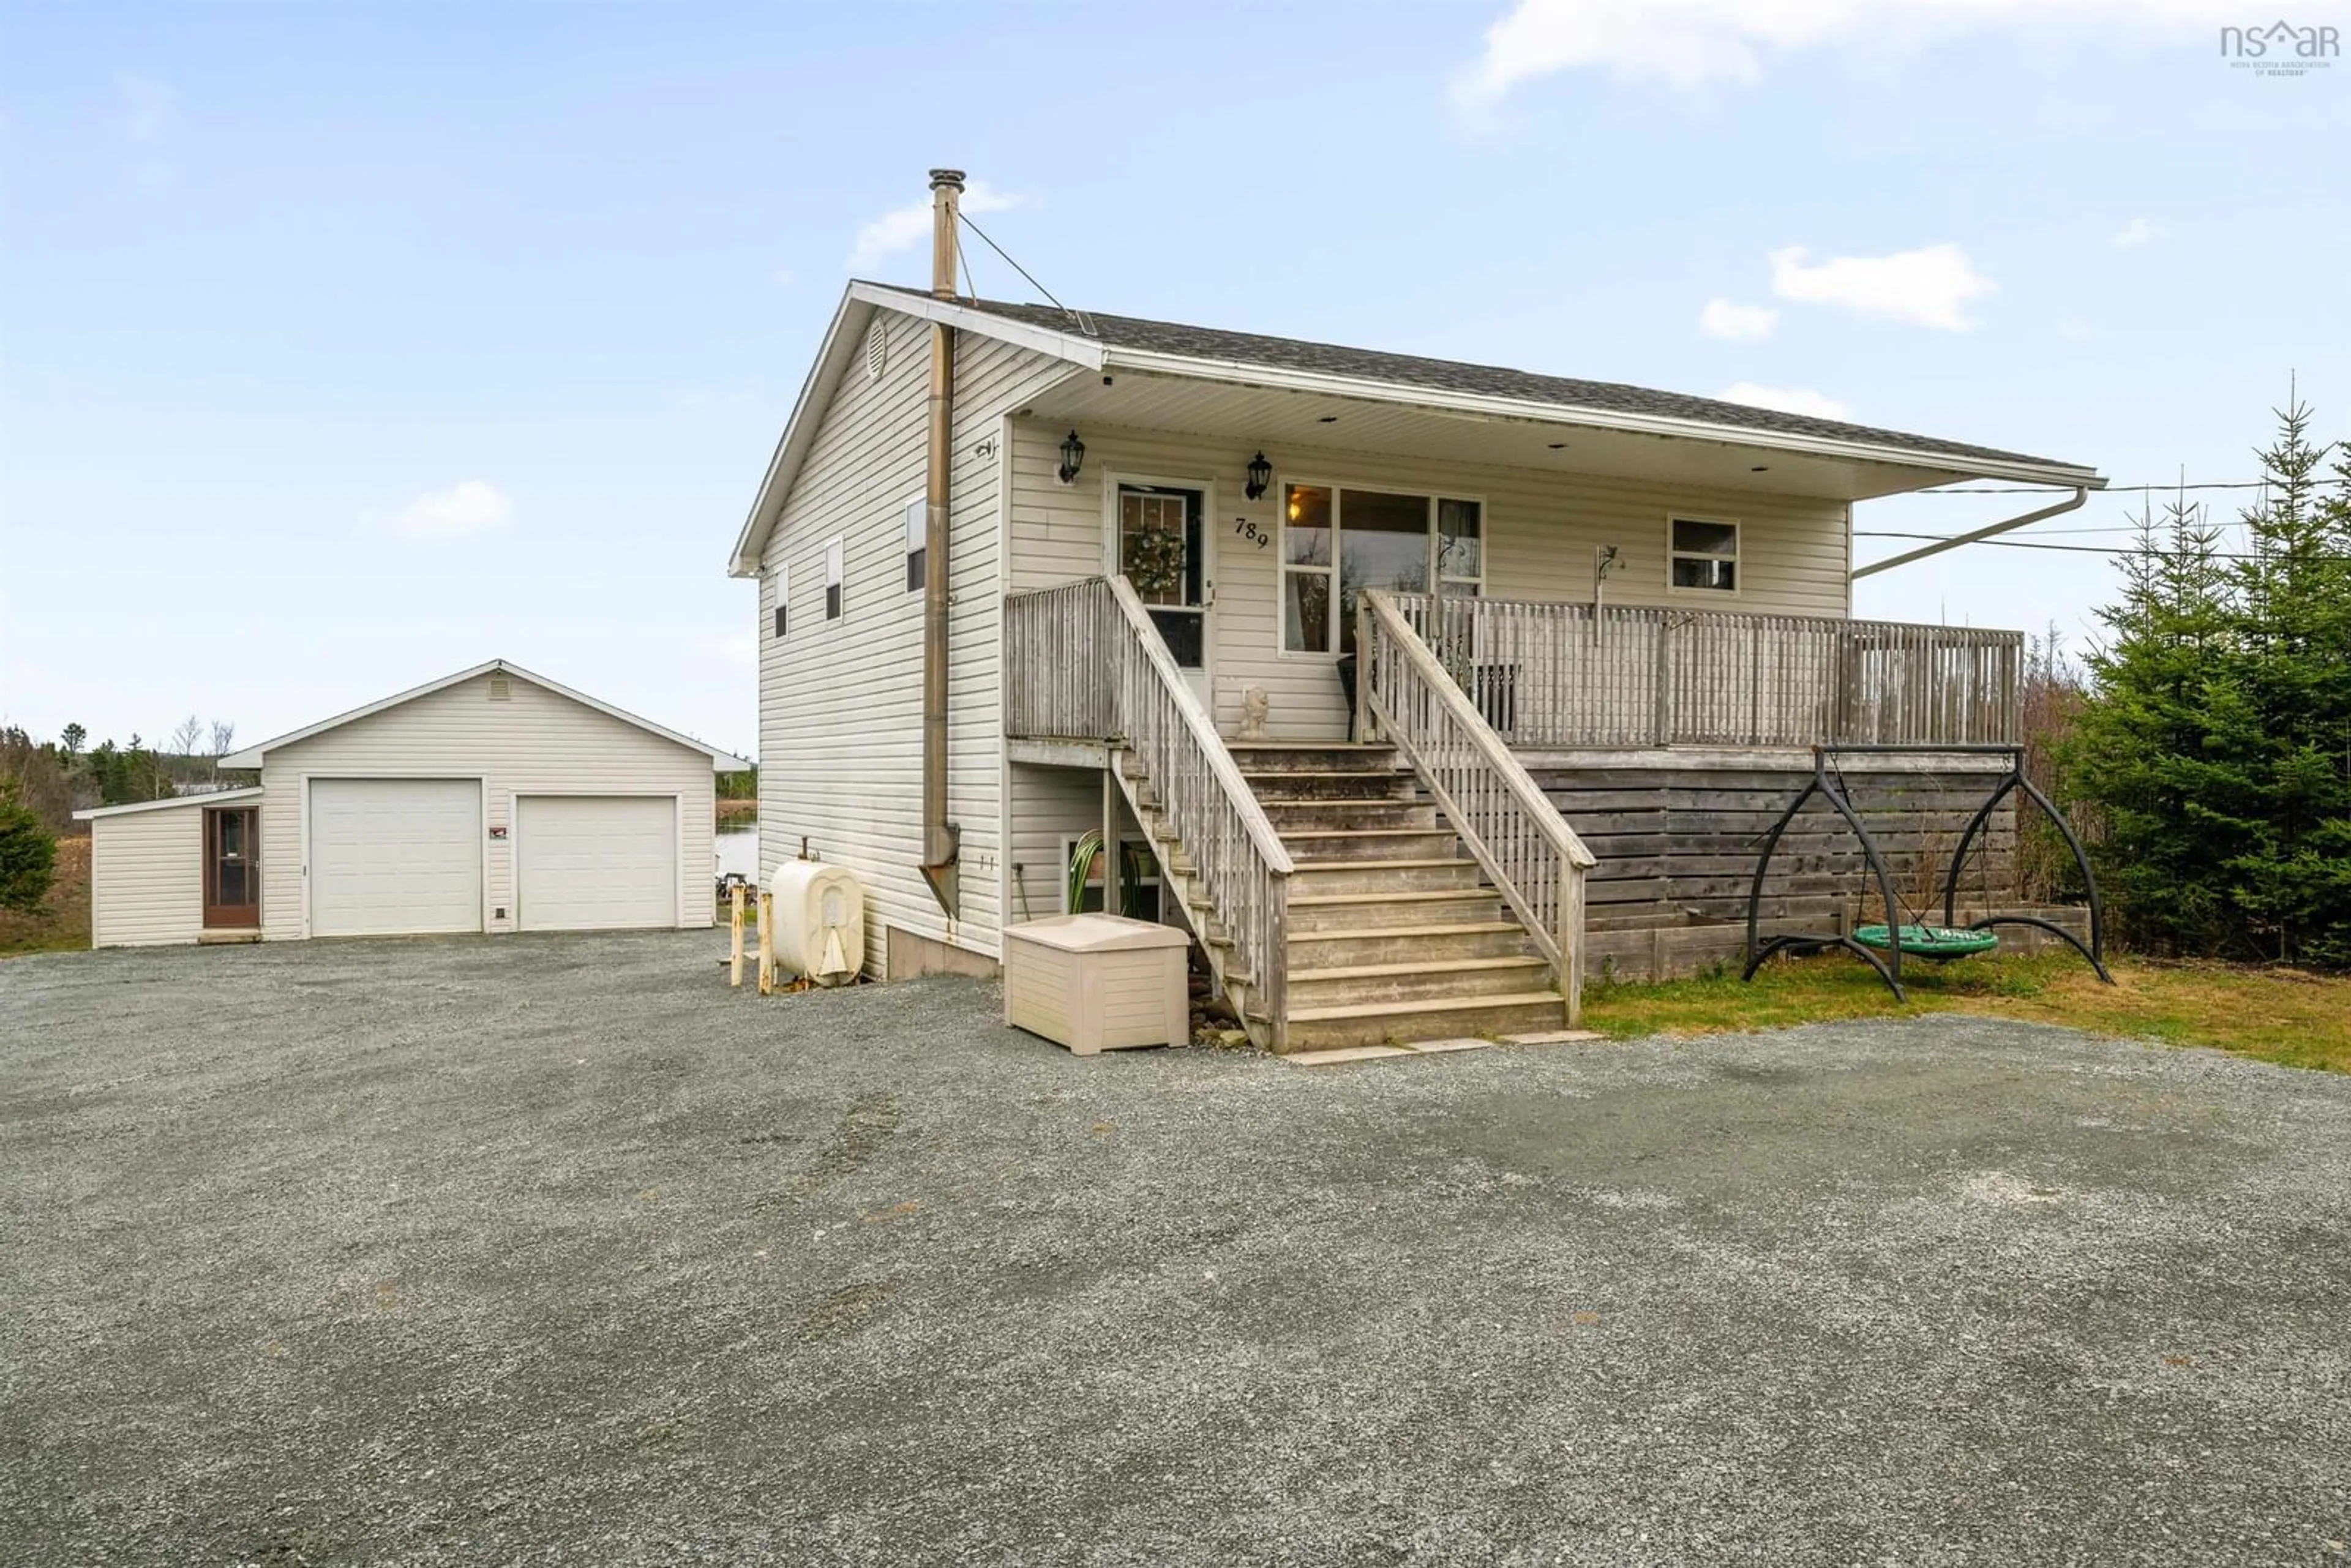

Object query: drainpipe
[1848,486,2089,581]
[918,168,962,917]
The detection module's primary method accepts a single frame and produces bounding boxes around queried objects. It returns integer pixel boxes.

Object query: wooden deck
[1387,593,2022,750]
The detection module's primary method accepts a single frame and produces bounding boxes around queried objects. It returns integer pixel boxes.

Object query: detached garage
[77,660,749,947]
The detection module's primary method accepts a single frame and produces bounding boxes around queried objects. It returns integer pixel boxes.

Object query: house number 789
[1232,519,1270,549]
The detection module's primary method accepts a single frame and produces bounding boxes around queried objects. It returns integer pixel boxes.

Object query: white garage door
[310,778,482,937]
[516,795,677,932]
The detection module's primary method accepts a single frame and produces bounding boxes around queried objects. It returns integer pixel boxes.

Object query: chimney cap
[928,168,966,189]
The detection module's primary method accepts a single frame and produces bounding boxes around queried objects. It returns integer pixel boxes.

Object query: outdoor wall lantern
[1057,429,1086,485]
[1245,451,1272,501]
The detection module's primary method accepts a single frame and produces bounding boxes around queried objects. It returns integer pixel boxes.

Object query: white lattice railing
[1359,590,1595,1024]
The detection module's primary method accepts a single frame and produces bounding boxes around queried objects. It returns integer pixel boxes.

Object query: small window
[904,497,926,594]
[823,537,845,620]
[773,565,789,639]
[1669,517,1739,593]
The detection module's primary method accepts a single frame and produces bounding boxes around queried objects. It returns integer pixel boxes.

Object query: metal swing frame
[1741,743,2113,1001]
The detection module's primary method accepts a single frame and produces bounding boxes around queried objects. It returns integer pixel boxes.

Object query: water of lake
[716,824,759,883]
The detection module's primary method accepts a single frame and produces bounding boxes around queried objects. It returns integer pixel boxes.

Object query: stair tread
[1291,888,1501,907]
[1291,857,1474,871]
[1291,920,1524,939]
[1280,827,1453,839]
[1286,990,1567,1022]
[1289,956,1549,981]
[1239,766,1409,778]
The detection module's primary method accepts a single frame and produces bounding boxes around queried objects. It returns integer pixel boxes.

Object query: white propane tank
[767,860,864,986]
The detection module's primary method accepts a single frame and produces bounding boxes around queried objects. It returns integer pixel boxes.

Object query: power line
[1857,531,2351,561]
[1916,478,2347,496]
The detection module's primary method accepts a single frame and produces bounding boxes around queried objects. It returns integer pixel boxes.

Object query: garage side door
[310,778,482,937]
[516,795,677,932]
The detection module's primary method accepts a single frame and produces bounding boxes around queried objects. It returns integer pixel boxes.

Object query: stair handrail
[1359,588,1596,1022]
[1100,575,1294,1043]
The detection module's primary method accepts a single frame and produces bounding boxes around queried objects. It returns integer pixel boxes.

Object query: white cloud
[1718,382,1852,421]
[1769,242,1995,331]
[1698,298,1778,340]
[361,481,514,542]
[1453,0,2239,100]
[846,181,1026,273]
[770,266,797,287]
[2110,217,2162,248]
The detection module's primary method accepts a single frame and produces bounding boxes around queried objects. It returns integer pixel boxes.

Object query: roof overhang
[727,282,1106,577]
[1092,348,2105,497]
[220,660,752,772]
[75,786,264,822]
[731,284,2101,568]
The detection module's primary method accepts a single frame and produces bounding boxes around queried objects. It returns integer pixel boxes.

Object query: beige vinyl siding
[253,671,716,939]
[1003,761,1157,928]
[1005,419,1853,741]
[757,312,1076,974]
[88,805,208,947]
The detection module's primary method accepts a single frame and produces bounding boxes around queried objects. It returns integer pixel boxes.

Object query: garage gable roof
[218,661,752,772]
[73,786,264,822]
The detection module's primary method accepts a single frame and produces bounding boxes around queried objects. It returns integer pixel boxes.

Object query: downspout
[1848,486,2089,581]
[918,168,962,916]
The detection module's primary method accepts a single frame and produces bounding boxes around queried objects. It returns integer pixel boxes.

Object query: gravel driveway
[2,932,2347,1566]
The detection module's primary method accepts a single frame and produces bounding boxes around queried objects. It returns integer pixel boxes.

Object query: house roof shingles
[870,282,2078,475]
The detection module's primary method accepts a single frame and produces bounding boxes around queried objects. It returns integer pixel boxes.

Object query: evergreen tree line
[0,718,246,913]
[2057,394,2351,967]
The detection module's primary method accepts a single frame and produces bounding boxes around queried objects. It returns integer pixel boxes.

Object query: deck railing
[1358,591,1595,1024]
[1004,576,1295,1043]
[1387,594,2023,749]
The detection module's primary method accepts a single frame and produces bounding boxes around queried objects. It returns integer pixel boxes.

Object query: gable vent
[864,324,887,383]
[487,673,512,702]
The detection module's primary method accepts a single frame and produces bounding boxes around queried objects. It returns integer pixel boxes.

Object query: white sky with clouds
[2,1,2347,756]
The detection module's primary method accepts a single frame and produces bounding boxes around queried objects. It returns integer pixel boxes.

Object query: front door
[203,806,260,928]
[1116,482,1210,704]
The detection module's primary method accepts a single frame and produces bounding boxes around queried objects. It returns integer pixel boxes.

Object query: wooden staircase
[1007,575,1589,1056]
[1233,742,1573,1051]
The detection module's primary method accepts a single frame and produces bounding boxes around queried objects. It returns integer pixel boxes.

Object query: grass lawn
[0,835,90,958]
[1584,947,2351,1075]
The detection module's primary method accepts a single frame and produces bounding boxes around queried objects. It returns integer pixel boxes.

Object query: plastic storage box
[1002,913,1190,1054]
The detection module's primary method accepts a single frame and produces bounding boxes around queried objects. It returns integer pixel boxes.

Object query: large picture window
[1280,484,1483,655]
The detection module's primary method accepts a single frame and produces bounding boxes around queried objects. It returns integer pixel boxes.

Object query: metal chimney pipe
[918,169,964,915]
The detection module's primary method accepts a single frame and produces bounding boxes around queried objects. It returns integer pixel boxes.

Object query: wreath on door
[1124,521,1188,602]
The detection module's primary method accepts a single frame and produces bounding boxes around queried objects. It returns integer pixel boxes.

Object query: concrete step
[1239,768,1415,803]
[1288,920,1537,968]
[1286,955,1554,1008]
[1223,743,1398,773]
[1288,888,1506,932]
[1282,828,1464,863]
[1262,799,1440,833]
[1281,990,1572,1051]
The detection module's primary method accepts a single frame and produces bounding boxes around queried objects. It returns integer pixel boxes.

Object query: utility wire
[1857,531,2351,561]
[1916,478,2347,495]
[958,212,1089,332]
